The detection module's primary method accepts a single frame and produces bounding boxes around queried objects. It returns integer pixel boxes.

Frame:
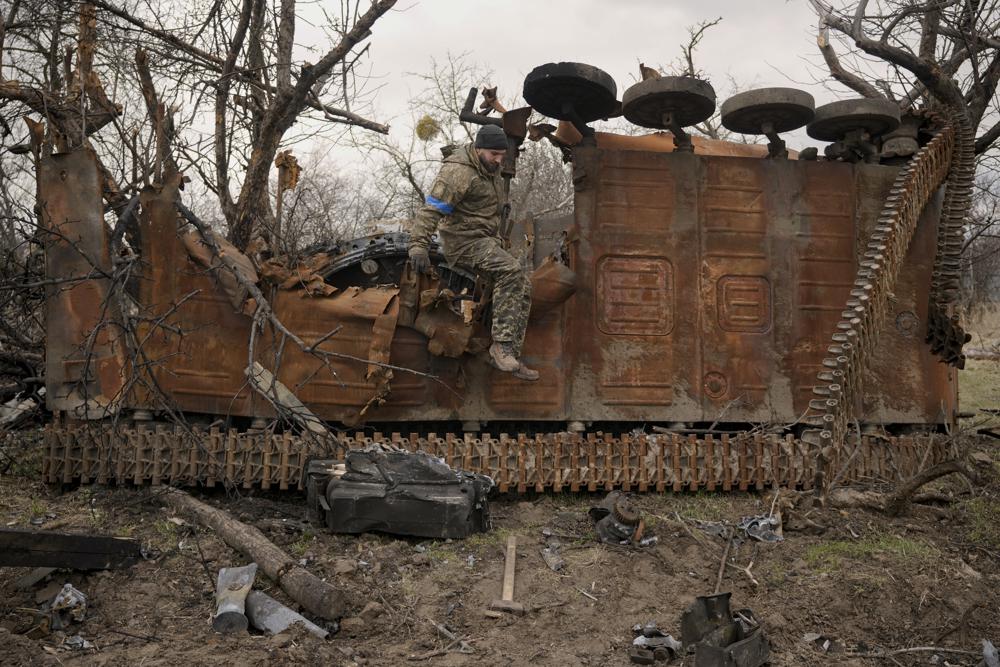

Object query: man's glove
[408,246,431,274]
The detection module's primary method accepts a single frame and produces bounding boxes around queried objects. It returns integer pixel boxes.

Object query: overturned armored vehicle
[42,63,969,494]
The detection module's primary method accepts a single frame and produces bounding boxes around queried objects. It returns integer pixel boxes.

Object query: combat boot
[489,342,520,372]
[514,362,539,381]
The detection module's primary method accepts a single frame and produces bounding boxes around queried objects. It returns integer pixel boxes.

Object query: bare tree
[276,151,406,254]
[1,0,399,252]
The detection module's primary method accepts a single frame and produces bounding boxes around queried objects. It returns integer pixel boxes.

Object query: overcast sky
[325,0,841,151]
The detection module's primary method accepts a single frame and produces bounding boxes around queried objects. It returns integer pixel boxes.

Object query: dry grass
[960,308,1000,423]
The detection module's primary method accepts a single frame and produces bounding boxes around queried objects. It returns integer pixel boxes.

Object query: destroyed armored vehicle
[40,62,968,494]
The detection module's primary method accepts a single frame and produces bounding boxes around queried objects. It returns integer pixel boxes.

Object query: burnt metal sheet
[265,287,399,423]
[39,149,126,418]
[136,176,261,417]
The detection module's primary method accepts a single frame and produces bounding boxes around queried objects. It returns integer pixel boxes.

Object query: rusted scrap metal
[681,593,770,667]
[36,116,961,503]
[589,491,645,545]
[44,425,947,494]
[41,143,956,431]
[0,528,142,569]
[37,149,126,419]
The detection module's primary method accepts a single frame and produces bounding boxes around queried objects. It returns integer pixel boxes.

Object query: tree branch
[976,118,1000,154]
[276,0,295,93]
[816,24,884,98]
[215,0,254,224]
[230,0,397,250]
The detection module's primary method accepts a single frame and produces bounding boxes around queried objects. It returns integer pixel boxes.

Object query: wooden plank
[0,529,141,569]
[501,535,517,601]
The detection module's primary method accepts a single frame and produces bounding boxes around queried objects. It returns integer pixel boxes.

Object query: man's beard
[479,157,500,173]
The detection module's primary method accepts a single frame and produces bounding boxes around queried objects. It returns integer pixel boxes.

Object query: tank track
[801,111,958,488]
[926,106,975,367]
[43,424,946,493]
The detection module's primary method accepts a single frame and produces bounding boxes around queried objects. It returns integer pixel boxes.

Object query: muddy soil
[2,430,998,667]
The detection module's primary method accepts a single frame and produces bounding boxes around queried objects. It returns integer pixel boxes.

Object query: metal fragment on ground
[681,594,770,667]
[736,516,783,542]
[245,590,329,640]
[51,583,88,624]
[632,621,682,655]
[213,564,257,633]
[589,491,645,545]
[307,448,493,539]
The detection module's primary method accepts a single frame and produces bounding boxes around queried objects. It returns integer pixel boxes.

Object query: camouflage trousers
[443,235,531,357]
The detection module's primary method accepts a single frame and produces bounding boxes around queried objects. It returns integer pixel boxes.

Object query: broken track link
[42,425,947,494]
[802,113,955,473]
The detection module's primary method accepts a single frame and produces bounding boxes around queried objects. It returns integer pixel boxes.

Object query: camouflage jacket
[409,143,503,252]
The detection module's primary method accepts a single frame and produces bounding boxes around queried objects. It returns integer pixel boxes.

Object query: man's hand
[408,246,431,274]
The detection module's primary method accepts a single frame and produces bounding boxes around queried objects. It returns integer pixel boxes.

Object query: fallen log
[160,487,344,621]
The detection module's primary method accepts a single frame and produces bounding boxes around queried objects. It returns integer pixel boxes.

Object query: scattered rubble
[589,492,648,545]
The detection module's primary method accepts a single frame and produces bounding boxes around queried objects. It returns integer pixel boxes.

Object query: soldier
[408,124,538,381]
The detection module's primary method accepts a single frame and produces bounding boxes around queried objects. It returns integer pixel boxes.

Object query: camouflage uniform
[411,144,531,355]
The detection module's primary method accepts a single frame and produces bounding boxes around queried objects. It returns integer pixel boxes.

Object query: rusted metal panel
[486,310,567,418]
[558,147,951,427]
[862,180,956,424]
[136,177,261,417]
[782,160,857,418]
[568,149,701,421]
[264,287,396,422]
[698,157,775,420]
[39,149,126,418]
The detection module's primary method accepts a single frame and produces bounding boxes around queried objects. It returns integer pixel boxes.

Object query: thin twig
[714,532,733,594]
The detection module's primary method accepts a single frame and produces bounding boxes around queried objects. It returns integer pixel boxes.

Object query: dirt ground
[1,430,999,667]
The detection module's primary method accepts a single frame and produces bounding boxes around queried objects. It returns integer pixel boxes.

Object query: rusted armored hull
[40,140,957,490]
[58,147,952,427]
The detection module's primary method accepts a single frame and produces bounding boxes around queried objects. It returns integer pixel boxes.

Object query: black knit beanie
[474,124,508,150]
